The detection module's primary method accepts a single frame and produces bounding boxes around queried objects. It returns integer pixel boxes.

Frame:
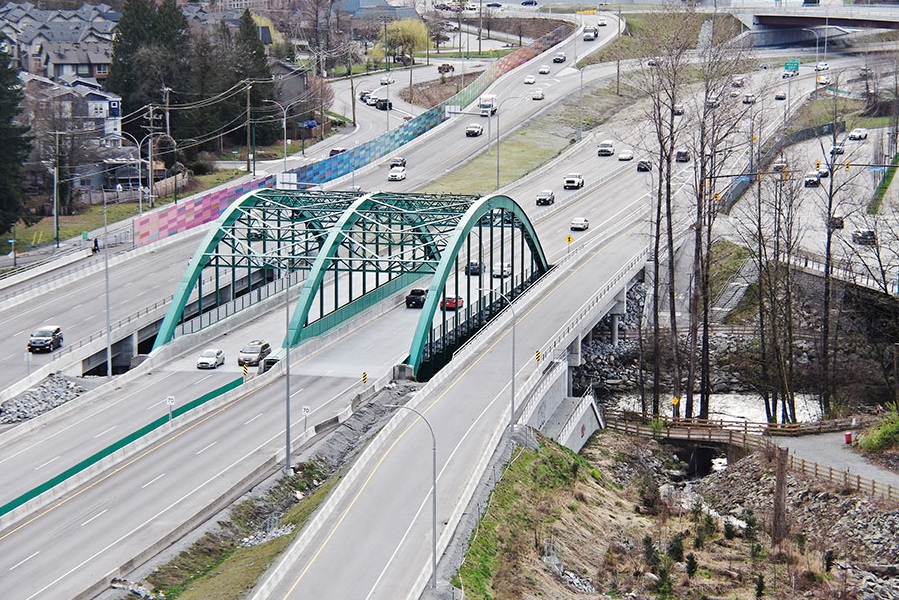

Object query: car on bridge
[388,166,407,181]
[492,262,512,277]
[538,64,551,74]
[637,159,652,172]
[466,123,483,137]
[570,217,589,231]
[618,149,634,161]
[197,348,225,369]
[532,88,545,100]
[389,156,406,168]
[553,52,566,63]
[597,140,615,156]
[775,91,787,100]
[464,261,483,275]
[405,288,428,308]
[440,296,464,310]
[524,74,536,84]
[27,325,63,352]
[237,340,271,366]
[563,173,584,189]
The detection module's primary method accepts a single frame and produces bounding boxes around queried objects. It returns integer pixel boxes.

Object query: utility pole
[52,131,60,248]
[246,84,252,173]
[162,86,171,136]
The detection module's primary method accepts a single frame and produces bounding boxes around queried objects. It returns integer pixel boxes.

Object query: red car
[440,296,464,311]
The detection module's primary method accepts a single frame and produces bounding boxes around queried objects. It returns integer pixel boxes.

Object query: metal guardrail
[604,412,898,502]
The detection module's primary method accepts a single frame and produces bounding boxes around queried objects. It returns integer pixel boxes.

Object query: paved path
[772,431,899,491]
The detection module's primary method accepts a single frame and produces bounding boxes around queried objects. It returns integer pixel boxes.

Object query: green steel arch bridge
[153,188,550,379]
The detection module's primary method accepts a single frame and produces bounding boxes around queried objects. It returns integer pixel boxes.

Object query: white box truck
[478,94,497,116]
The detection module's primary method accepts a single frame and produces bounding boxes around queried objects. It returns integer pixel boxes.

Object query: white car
[364,95,380,106]
[817,75,831,86]
[524,74,536,84]
[597,17,607,26]
[465,123,483,137]
[492,262,512,278]
[197,348,225,369]
[538,64,551,74]
[532,89,545,100]
[815,62,829,71]
[849,128,868,140]
[570,217,589,231]
[387,166,406,181]
[380,75,395,85]
[618,149,634,161]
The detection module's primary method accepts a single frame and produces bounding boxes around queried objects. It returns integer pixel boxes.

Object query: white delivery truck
[478,94,498,116]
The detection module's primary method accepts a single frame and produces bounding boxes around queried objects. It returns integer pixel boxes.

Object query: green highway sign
[785,59,800,72]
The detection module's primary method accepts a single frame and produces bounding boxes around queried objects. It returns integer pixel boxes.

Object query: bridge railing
[604,412,897,502]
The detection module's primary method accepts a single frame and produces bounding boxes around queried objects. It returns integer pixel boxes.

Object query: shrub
[643,535,659,569]
[858,412,899,453]
[824,549,836,572]
[724,521,737,540]
[755,573,765,598]
[685,553,698,578]
[667,533,684,562]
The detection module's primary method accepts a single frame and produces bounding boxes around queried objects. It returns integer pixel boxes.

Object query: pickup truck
[563,173,584,189]
[405,288,428,308]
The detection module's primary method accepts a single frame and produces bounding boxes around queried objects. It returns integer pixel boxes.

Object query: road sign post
[784,59,800,73]
[166,395,175,421]
[303,405,310,435]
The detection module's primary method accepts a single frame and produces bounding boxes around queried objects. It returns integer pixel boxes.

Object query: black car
[28,325,63,352]
[521,0,537,5]
[851,230,877,246]
[376,99,393,111]
[675,150,690,163]
[464,261,483,276]
[405,288,428,308]
[636,160,652,172]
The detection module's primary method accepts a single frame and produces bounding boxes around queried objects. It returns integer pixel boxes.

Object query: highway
[4,11,884,600]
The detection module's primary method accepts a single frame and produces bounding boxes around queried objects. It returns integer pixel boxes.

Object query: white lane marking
[195,441,217,455]
[243,413,264,425]
[34,456,60,470]
[80,509,108,527]
[193,374,213,386]
[289,387,305,399]
[9,551,39,571]
[71,304,82,310]
[22,379,359,600]
[141,473,166,489]
[93,426,116,439]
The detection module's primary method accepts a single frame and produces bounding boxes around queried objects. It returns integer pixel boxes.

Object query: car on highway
[775,91,787,100]
[815,61,829,71]
[742,93,756,104]
[380,75,395,85]
[705,93,721,108]
[673,104,685,115]
[466,123,483,137]
[852,230,877,246]
[675,150,690,162]
[830,140,845,155]
[563,173,584,189]
[637,159,652,172]
[849,128,868,140]
[569,217,589,231]
[237,340,271,366]
[364,95,380,106]
[464,261,483,275]
[532,88,545,100]
[196,348,225,369]
[772,160,789,172]
[731,76,745,88]
[553,52,566,63]
[597,17,607,26]
[375,98,393,111]
[521,0,537,5]
[538,64,551,74]
[524,74,536,84]
[358,90,372,102]
[597,140,615,156]
[782,70,798,79]
[536,189,555,205]
[618,149,634,161]
[492,262,512,277]
[405,288,428,308]
[817,75,831,86]
[27,325,63,352]
[803,171,821,187]
[646,57,659,67]
[486,1,502,7]
[329,147,348,157]
[389,156,406,168]
[387,166,406,181]
[817,165,830,178]
[440,295,464,310]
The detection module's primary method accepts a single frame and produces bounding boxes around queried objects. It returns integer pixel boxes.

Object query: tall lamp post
[479,287,516,429]
[802,28,821,65]
[385,403,437,590]
[265,98,306,175]
[284,260,292,475]
[495,97,520,189]
[103,192,112,380]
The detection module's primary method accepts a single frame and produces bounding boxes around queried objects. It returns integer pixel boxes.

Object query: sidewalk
[772,431,899,492]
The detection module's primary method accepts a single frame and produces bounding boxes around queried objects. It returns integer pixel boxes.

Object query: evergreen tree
[233,9,276,145]
[106,0,156,112]
[0,41,32,234]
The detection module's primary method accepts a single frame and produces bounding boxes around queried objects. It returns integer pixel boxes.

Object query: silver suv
[237,340,271,366]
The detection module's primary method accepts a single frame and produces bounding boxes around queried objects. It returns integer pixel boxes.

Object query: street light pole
[104,195,112,380]
[284,263,292,475]
[386,403,437,590]
[479,287,516,429]
[803,28,820,65]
